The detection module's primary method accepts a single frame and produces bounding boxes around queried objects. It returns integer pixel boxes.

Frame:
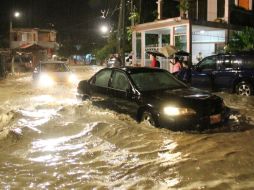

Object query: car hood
[142,87,223,115]
[43,71,72,81]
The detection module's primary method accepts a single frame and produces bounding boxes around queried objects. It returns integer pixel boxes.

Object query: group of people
[150,54,191,83]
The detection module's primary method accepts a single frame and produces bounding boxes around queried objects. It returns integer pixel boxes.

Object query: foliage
[226,27,254,52]
[94,34,117,61]
[129,11,140,25]
[127,10,140,41]
[179,0,189,13]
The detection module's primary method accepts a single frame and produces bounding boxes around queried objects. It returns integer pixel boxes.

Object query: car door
[213,55,238,91]
[89,69,112,99]
[191,55,217,91]
[108,70,139,118]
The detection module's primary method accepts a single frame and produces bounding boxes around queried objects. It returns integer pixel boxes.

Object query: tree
[94,33,117,62]
[179,0,189,19]
[226,27,254,52]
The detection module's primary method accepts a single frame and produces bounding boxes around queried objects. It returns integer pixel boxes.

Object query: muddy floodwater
[0,65,254,189]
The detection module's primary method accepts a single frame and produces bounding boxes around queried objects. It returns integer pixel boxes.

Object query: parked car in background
[56,57,69,64]
[77,67,229,131]
[181,52,254,96]
[33,61,77,87]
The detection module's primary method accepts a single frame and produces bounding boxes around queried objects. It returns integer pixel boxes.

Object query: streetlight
[14,11,20,18]
[100,25,109,34]
[10,11,21,31]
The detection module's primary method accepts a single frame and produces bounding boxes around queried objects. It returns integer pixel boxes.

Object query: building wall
[188,0,253,23]
[10,29,57,49]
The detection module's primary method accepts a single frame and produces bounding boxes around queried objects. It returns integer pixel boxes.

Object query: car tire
[236,82,253,96]
[82,94,90,101]
[141,111,158,127]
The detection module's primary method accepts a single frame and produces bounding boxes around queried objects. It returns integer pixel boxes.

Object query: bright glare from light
[68,74,78,84]
[163,106,196,116]
[39,73,55,87]
[164,107,180,116]
[200,30,205,34]
[100,25,108,34]
[14,11,21,18]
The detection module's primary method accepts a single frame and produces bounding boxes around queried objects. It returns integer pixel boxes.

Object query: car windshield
[41,63,69,72]
[130,70,186,91]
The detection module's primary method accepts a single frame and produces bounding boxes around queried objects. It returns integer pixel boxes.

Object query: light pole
[117,0,126,65]
[10,11,21,48]
[10,11,21,74]
[10,11,21,33]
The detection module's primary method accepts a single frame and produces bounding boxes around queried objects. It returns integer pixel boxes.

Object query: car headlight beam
[39,73,55,87]
[68,74,78,84]
[163,106,196,116]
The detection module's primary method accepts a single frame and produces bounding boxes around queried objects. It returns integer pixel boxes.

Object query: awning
[18,43,45,50]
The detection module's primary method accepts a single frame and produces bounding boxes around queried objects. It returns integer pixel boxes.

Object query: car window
[130,70,185,91]
[199,56,217,70]
[217,55,232,70]
[111,71,129,91]
[93,69,112,87]
[41,63,69,72]
[222,55,231,69]
[243,56,254,69]
[230,56,241,69]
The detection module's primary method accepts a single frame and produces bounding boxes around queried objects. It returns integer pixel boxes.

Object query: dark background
[0,0,179,54]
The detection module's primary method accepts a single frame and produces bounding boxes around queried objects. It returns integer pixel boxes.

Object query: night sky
[0,0,162,53]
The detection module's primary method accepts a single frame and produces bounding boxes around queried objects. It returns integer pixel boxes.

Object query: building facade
[132,0,254,69]
[10,28,58,63]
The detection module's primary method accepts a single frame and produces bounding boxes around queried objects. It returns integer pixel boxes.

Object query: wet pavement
[0,65,254,189]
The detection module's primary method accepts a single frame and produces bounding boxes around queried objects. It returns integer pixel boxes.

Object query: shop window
[217,0,225,18]
[21,33,27,42]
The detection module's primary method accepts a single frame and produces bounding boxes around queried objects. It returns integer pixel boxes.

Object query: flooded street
[0,65,254,189]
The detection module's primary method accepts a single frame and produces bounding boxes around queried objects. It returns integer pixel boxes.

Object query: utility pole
[117,0,126,65]
[131,0,134,26]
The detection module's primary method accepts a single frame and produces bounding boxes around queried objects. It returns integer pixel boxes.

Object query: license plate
[210,114,221,124]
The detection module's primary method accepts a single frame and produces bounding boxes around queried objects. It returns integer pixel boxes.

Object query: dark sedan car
[77,67,229,131]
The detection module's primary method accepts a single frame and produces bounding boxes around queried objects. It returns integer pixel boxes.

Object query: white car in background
[32,61,77,87]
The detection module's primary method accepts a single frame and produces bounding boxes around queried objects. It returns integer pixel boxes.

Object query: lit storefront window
[238,0,250,10]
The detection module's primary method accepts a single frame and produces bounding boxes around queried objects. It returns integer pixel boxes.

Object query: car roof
[108,66,165,74]
[214,51,254,56]
[40,61,66,64]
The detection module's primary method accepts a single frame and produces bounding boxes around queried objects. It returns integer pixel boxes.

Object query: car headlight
[68,74,78,83]
[163,106,196,116]
[39,73,54,86]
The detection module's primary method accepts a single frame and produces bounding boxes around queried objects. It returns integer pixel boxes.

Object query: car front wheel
[236,82,253,96]
[141,111,158,127]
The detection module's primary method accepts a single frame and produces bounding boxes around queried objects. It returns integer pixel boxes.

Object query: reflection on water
[0,68,254,189]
